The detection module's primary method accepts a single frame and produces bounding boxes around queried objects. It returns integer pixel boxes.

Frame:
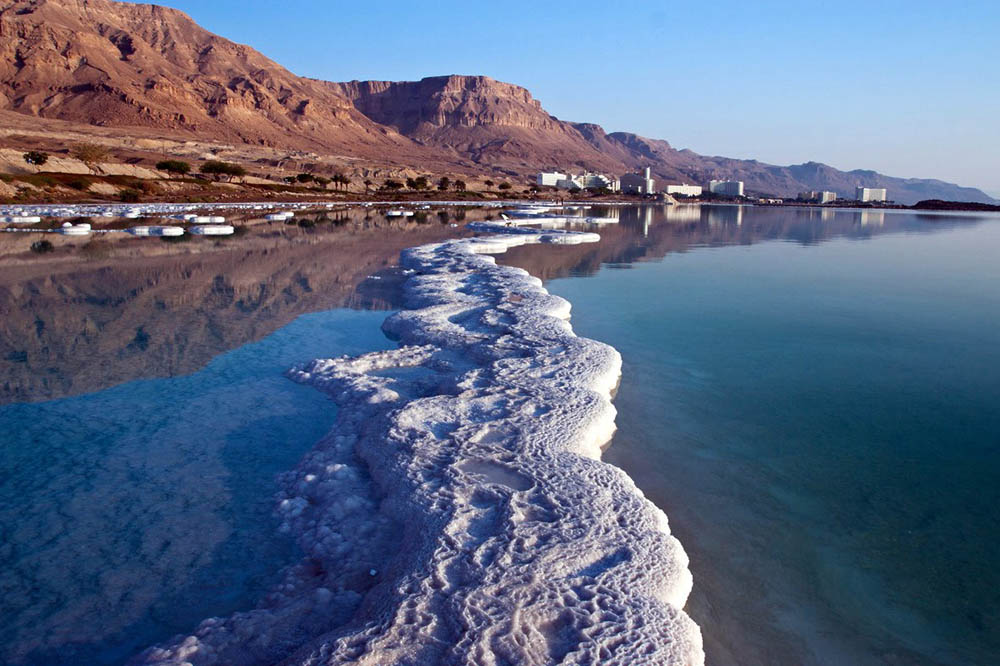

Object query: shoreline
[137,226,705,664]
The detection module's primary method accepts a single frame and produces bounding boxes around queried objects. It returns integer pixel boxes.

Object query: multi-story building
[798,190,837,203]
[537,171,568,187]
[621,167,655,195]
[578,172,620,191]
[538,171,620,192]
[709,180,745,197]
[665,183,703,197]
[855,187,888,202]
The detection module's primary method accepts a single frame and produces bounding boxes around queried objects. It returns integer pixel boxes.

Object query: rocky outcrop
[333,75,627,171]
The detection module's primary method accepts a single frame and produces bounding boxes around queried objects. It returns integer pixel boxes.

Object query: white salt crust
[136,226,704,666]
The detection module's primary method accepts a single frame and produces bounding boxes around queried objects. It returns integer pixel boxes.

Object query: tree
[119,188,142,203]
[412,176,429,191]
[314,176,331,188]
[484,179,494,189]
[283,176,297,185]
[453,179,467,192]
[23,151,48,166]
[332,173,351,191]
[437,177,451,191]
[498,182,512,191]
[296,173,314,183]
[200,160,245,182]
[156,160,191,177]
[363,178,373,194]
[382,179,404,191]
[72,143,109,173]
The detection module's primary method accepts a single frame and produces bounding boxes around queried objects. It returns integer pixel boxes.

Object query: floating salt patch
[60,222,92,236]
[386,210,414,217]
[1,215,42,224]
[127,226,185,237]
[190,224,234,236]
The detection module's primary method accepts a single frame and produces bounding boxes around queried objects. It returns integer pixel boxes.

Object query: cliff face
[0,0,429,157]
[332,76,559,134]
[332,75,627,172]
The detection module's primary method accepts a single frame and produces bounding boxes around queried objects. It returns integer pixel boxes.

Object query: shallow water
[507,206,1000,664]
[0,308,393,664]
[2,204,998,664]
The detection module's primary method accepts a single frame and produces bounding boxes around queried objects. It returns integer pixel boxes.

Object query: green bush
[156,160,191,176]
[200,160,246,181]
[23,151,48,166]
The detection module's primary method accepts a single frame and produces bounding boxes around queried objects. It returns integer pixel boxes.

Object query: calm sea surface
[506,205,1000,665]
[1,205,998,664]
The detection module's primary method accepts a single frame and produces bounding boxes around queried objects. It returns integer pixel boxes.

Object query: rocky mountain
[0,0,434,162]
[0,0,993,204]
[330,76,625,173]
[331,76,995,204]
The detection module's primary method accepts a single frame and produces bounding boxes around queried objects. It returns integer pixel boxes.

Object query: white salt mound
[135,225,704,666]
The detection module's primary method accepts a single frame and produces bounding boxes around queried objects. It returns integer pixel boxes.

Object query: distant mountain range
[1,0,994,205]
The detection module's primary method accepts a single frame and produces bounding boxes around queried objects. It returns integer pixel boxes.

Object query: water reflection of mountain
[3,204,987,404]
[0,217,466,404]
[500,204,989,281]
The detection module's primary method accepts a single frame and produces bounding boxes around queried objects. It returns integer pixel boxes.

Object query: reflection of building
[619,205,656,234]
[665,183,703,197]
[855,187,887,202]
[798,190,837,203]
[587,207,621,222]
[855,210,885,226]
[808,208,836,221]
[706,205,743,227]
[709,180,745,197]
[662,204,703,223]
[621,167,656,195]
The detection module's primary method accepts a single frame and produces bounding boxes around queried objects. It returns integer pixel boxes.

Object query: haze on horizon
[126,0,999,194]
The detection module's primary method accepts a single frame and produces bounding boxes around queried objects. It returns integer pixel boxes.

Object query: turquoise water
[0,308,393,665]
[539,209,1000,664]
[3,206,999,665]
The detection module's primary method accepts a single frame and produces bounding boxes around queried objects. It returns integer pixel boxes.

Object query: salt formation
[137,225,703,665]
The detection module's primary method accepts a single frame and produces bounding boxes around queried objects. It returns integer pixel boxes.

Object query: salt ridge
[137,225,704,665]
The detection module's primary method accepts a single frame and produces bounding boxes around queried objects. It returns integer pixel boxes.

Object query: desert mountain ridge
[1,0,994,205]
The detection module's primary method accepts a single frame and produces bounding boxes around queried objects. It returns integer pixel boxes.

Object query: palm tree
[363,179,373,195]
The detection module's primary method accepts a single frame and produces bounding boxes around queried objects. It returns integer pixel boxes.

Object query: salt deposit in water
[132,223,704,665]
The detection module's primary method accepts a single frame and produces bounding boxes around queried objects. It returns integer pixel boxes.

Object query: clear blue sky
[135,0,999,194]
